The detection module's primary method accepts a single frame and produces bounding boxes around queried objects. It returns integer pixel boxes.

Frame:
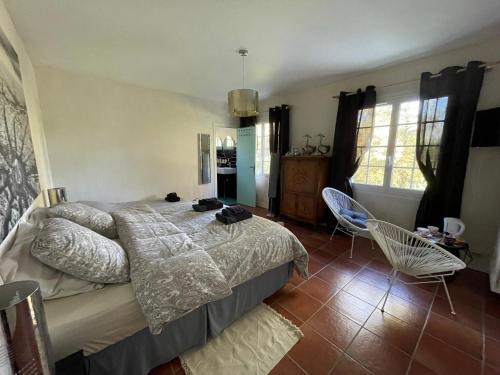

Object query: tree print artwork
[0,27,39,241]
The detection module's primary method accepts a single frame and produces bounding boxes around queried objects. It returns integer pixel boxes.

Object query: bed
[29,200,308,375]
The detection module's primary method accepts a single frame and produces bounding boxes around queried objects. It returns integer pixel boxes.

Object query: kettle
[443,217,465,238]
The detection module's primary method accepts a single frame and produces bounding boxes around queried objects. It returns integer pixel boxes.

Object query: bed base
[55,261,294,375]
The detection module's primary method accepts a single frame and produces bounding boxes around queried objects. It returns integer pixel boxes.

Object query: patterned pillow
[47,202,118,238]
[1,220,104,300]
[31,218,129,283]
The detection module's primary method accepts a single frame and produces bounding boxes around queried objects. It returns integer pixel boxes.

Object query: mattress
[44,283,146,361]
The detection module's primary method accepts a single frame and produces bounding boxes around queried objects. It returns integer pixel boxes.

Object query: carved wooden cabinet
[280,156,330,225]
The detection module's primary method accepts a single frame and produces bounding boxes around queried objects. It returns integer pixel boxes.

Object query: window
[255,123,271,175]
[352,97,448,192]
[353,104,391,186]
[391,100,426,190]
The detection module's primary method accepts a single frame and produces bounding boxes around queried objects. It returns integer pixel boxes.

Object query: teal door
[237,127,256,207]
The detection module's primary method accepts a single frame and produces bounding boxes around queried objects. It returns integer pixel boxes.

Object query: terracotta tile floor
[150,208,500,375]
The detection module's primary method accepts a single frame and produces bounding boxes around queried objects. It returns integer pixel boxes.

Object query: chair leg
[381,271,397,313]
[349,234,355,258]
[330,222,339,241]
[387,268,395,280]
[440,276,456,315]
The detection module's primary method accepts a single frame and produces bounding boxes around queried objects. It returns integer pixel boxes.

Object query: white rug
[180,303,303,375]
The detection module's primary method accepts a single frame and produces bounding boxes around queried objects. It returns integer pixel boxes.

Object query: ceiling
[5,0,500,101]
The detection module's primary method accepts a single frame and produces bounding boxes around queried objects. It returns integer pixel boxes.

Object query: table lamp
[47,187,67,207]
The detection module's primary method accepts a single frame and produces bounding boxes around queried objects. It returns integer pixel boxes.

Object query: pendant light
[228,49,259,117]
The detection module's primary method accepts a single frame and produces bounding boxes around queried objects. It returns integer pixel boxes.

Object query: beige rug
[180,303,303,375]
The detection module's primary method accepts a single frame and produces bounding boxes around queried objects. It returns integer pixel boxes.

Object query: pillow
[31,218,130,284]
[340,213,367,229]
[0,220,104,300]
[47,202,118,239]
[339,208,369,220]
[351,217,368,229]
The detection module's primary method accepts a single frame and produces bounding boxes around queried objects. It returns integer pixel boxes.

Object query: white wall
[0,1,52,207]
[35,66,234,203]
[261,37,500,257]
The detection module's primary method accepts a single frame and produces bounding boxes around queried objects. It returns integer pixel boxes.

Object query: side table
[437,241,473,265]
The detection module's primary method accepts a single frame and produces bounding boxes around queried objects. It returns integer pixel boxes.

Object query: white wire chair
[366,219,466,315]
[322,187,376,259]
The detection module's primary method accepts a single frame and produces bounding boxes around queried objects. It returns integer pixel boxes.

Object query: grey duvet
[111,201,308,334]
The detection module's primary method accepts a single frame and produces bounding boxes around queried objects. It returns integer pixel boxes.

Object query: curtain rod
[331,60,499,99]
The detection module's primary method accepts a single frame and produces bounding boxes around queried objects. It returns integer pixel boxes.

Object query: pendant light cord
[242,54,245,89]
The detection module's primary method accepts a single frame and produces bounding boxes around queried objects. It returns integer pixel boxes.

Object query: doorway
[215,126,238,205]
[214,125,257,207]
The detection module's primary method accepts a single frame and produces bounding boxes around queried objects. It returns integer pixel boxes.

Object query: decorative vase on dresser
[280,156,330,225]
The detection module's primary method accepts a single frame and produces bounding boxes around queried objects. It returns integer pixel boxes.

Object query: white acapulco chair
[366,219,466,315]
[322,187,376,259]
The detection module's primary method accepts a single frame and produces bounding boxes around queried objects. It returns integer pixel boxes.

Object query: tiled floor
[150,208,500,375]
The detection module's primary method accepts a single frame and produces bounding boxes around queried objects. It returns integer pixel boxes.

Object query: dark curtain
[268,105,290,214]
[415,61,485,229]
[269,106,290,153]
[240,116,257,128]
[330,86,376,197]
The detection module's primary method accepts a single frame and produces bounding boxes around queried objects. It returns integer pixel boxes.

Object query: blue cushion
[340,213,367,229]
[341,213,354,222]
[339,208,368,220]
[352,218,368,229]
[339,208,351,216]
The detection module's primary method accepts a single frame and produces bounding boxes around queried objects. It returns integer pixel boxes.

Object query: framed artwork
[0,26,39,241]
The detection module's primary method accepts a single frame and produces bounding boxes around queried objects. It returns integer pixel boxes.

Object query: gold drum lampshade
[228,89,259,117]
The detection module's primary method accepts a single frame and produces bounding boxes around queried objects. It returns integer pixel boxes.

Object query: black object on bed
[55,262,293,375]
[199,197,219,205]
[216,205,252,224]
[165,192,180,202]
[192,198,223,212]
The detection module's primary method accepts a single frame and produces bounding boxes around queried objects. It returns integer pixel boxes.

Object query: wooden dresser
[280,156,330,225]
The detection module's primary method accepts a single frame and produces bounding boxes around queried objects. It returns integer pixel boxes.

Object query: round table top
[413,231,468,248]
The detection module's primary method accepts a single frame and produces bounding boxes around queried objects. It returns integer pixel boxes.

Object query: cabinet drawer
[283,159,317,195]
[296,195,316,220]
[281,192,296,216]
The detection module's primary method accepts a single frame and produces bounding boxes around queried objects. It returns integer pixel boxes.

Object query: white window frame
[255,122,271,176]
[352,93,426,198]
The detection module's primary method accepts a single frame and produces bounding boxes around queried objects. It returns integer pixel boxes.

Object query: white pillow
[0,220,104,300]
[31,218,130,284]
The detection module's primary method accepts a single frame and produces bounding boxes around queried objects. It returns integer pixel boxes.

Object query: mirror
[216,137,223,149]
[223,136,235,149]
[198,133,211,184]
